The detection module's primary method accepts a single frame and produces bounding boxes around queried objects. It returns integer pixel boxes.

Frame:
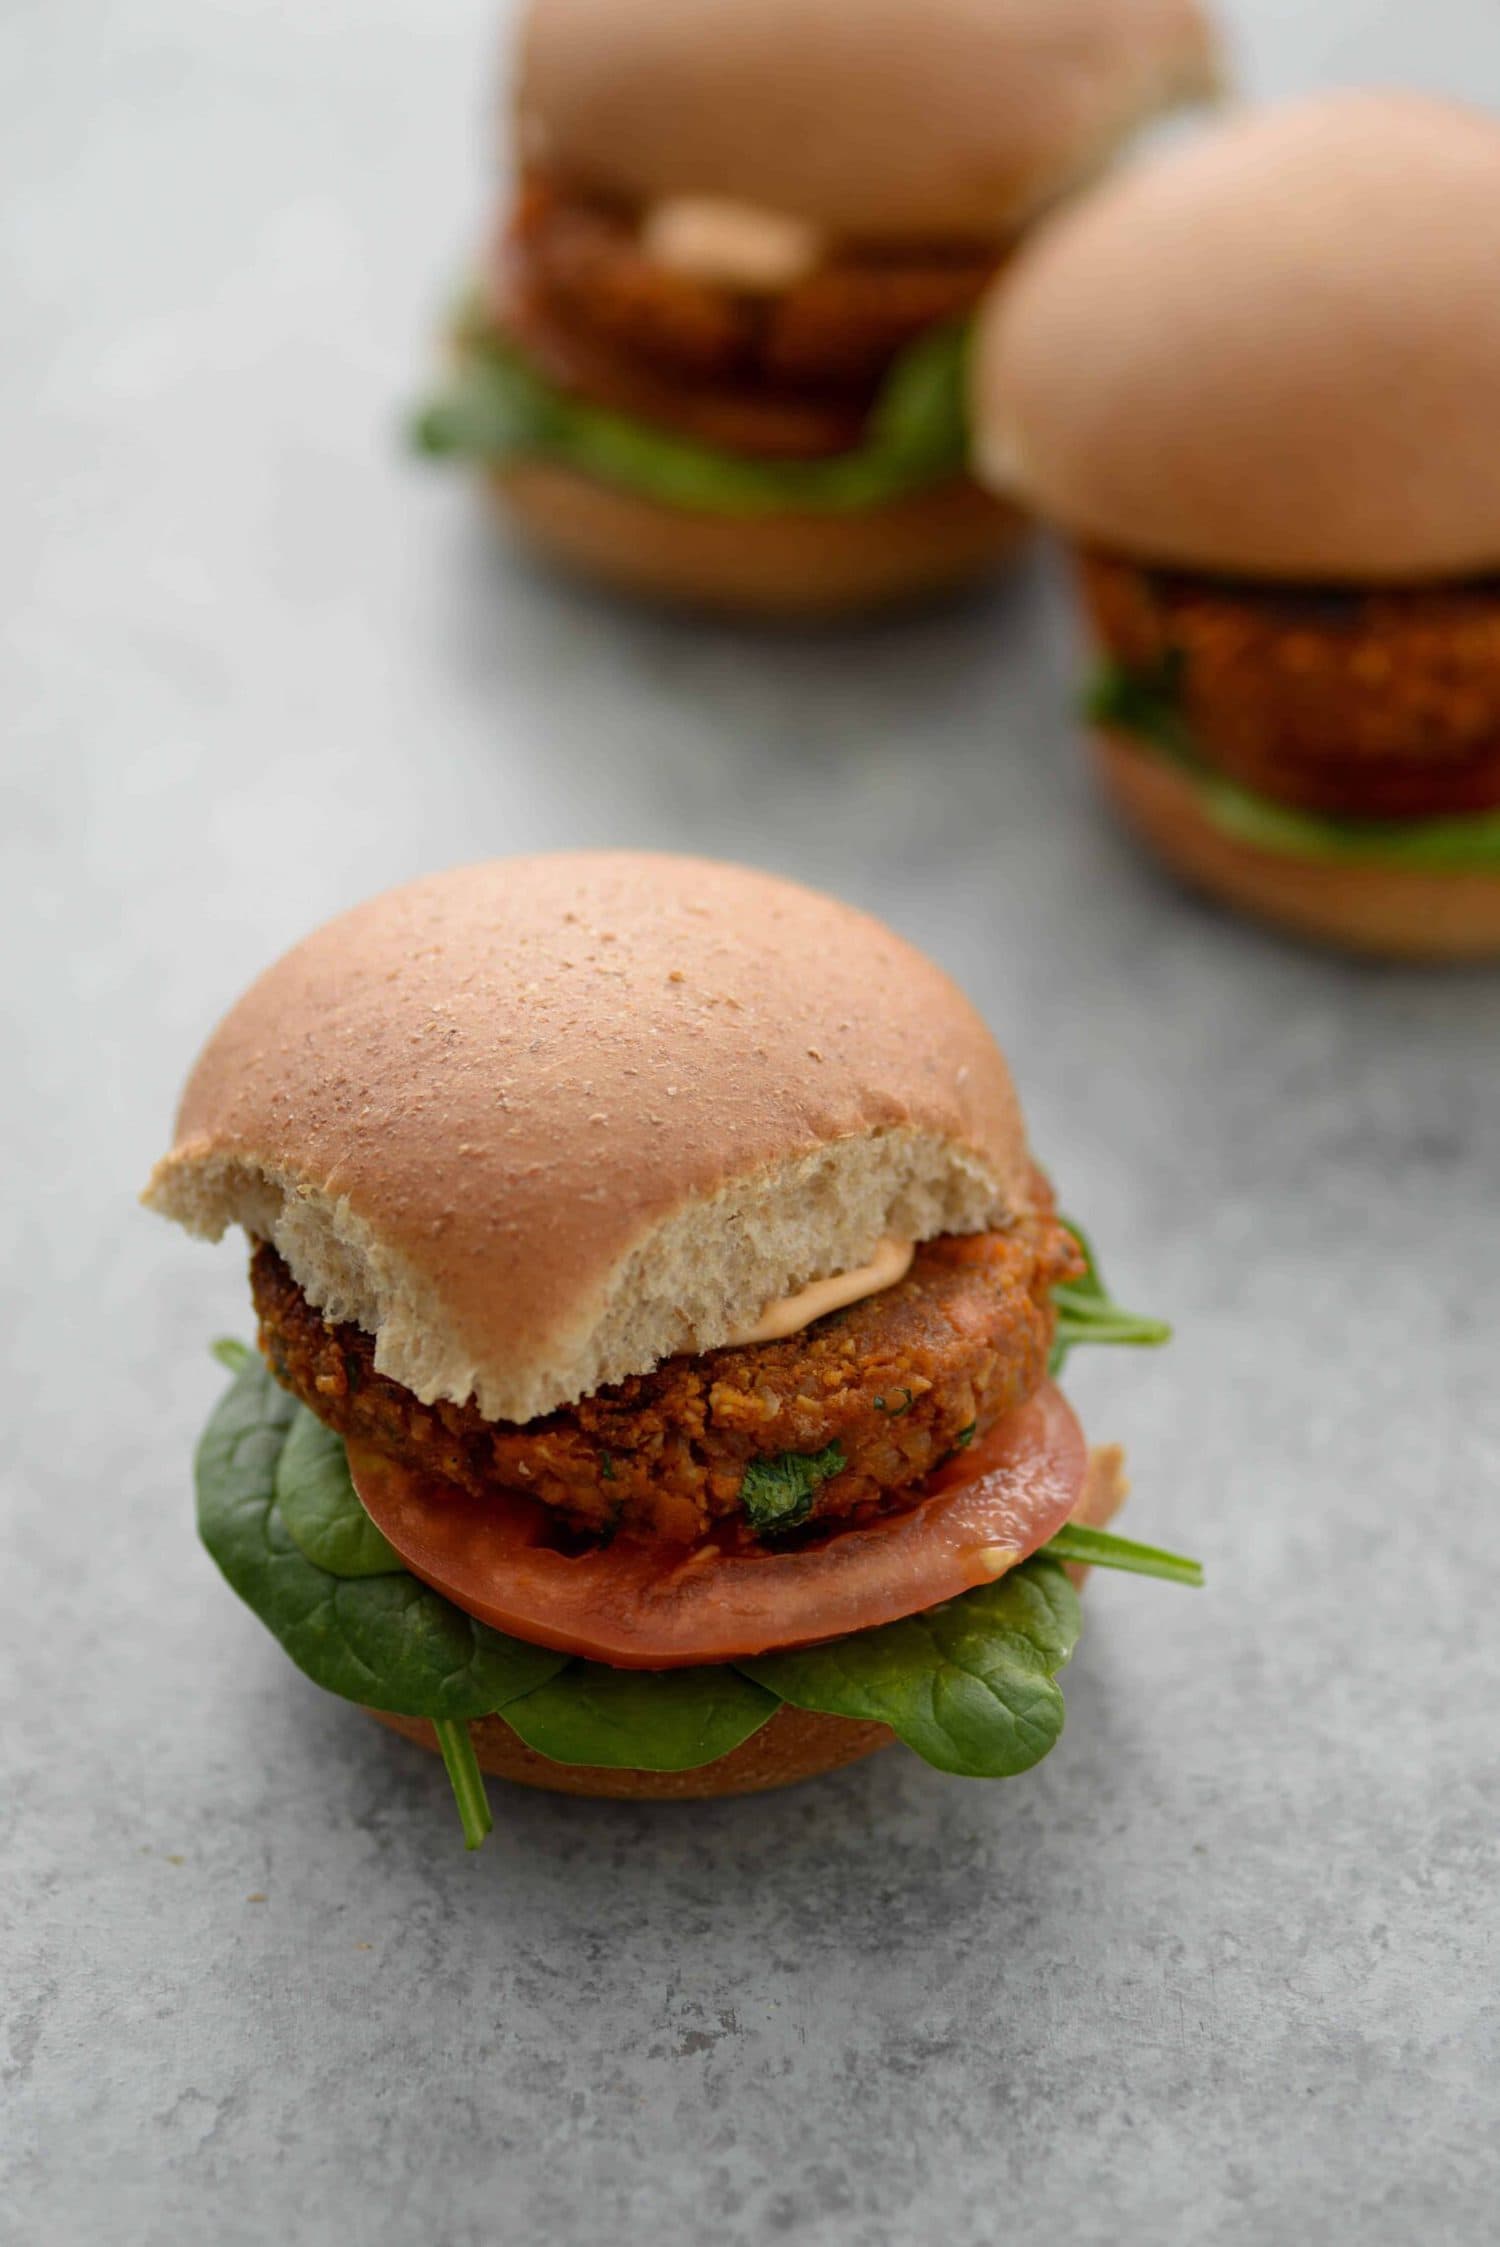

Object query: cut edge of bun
[1093,731,1500,961]
[491,462,1030,618]
[145,1125,1012,1424]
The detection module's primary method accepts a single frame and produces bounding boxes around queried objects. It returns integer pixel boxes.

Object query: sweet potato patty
[252,1220,1078,1545]
[1081,550,1500,821]
[494,173,1000,460]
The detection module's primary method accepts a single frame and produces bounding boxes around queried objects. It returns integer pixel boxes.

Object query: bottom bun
[491,462,1029,619]
[1093,731,1500,962]
[368,1448,1129,1804]
[369,1703,894,1801]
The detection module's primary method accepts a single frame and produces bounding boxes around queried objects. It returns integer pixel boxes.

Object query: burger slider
[145,854,1195,1844]
[972,92,1500,958]
[415,0,1221,618]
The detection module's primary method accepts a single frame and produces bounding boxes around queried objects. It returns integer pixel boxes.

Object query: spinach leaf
[739,1557,1081,1778]
[1041,1523,1203,1587]
[739,1443,845,1534]
[273,1406,404,1578]
[1051,1219,1172,1375]
[873,1388,914,1418]
[863,319,972,471]
[194,1355,1199,1833]
[413,315,970,517]
[195,1355,565,1719]
[1087,657,1500,870]
[196,1358,778,1784]
[504,1663,778,1772]
[1086,651,1195,757]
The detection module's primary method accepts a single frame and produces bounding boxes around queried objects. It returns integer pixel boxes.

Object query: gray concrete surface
[4,4,1499,2242]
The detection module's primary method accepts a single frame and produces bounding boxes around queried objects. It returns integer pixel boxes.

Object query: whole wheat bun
[368,1448,1129,1800]
[518,0,1221,242]
[145,854,1040,1423]
[493,461,1029,618]
[1094,732,1500,961]
[372,1704,897,1800]
[973,91,1500,582]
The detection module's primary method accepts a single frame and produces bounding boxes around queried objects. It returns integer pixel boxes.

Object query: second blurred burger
[972,92,1500,959]
[415,0,1219,618]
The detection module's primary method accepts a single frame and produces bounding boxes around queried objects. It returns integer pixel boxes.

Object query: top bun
[145,855,1038,1425]
[517,0,1221,242]
[973,91,1500,582]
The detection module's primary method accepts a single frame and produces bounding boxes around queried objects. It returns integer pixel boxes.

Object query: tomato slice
[349,1384,1086,1670]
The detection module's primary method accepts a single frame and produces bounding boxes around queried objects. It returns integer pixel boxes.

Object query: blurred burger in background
[972,92,1500,959]
[415,0,1221,618]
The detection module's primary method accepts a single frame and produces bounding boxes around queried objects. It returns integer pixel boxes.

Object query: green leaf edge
[197,1352,780,1776]
[273,1407,406,1578]
[1041,1523,1203,1588]
[410,310,972,517]
[1050,1217,1172,1375]
[194,1354,566,1722]
[433,1717,493,1850]
[503,1662,780,1773]
[1087,657,1500,870]
[741,1559,1082,1778]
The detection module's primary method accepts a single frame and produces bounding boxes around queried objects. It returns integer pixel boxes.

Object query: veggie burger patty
[507,175,1000,410]
[252,1216,1080,1545]
[1082,549,1500,822]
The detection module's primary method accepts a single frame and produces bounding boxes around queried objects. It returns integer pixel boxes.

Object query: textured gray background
[5,4,1499,2242]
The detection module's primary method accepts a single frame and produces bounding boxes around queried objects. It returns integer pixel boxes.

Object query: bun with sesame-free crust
[145,853,1041,1424]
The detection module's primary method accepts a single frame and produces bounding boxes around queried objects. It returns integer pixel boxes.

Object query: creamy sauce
[639,197,824,291]
[724,1237,915,1348]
